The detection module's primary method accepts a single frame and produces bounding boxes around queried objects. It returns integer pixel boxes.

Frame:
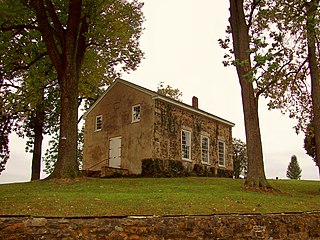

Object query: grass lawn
[0,177,319,217]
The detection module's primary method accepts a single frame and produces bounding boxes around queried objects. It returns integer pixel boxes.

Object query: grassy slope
[0,177,319,217]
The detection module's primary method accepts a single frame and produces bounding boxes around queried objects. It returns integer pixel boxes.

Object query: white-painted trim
[201,135,210,164]
[181,129,192,161]
[218,140,226,167]
[95,115,102,132]
[131,104,141,123]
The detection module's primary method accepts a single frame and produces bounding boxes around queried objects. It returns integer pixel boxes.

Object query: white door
[109,137,121,168]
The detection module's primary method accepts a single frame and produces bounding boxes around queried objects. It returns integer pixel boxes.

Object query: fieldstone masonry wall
[153,99,233,172]
[1,212,320,239]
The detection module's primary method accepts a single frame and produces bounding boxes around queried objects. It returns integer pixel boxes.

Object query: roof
[84,79,235,127]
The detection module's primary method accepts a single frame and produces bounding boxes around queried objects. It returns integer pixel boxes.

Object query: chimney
[192,96,198,109]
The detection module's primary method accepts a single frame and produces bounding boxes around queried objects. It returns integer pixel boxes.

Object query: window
[218,140,225,166]
[201,136,209,164]
[95,115,102,131]
[181,130,191,160]
[132,104,141,122]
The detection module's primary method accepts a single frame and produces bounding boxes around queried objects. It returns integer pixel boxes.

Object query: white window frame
[181,130,191,161]
[218,140,226,167]
[95,115,102,131]
[201,135,210,164]
[132,104,141,123]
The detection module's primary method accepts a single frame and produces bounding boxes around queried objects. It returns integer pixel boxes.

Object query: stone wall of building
[153,99,233,173]
[1,212,319,239]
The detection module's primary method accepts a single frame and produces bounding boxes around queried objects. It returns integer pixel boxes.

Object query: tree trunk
[229,0,270,188]
[233,155,240,179]
[31,101,45,181]
[48,63,81,179]
[306,0,320,177]
[31,0,84,179]
[234,163,240,179]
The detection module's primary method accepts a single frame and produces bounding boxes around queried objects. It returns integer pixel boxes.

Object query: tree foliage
[255,0,319,135]
[219,0,320,127]
[232,138,248,179]
[286,155,302,180]
[249,0,320,173]
[43,126,84,175]
[157,82,183,101]
[0,0,145,178]
[220,0,314,132]
[221,0,320,185]
[0,98,12,173]
[304,122,316,163]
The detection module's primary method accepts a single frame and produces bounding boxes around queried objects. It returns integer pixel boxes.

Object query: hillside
[0,177,319,217]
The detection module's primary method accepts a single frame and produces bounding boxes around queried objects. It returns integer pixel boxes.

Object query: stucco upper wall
[83,81,154,173]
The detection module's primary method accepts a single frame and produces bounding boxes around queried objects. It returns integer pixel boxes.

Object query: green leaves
[157,82,183,101]
[232,138,248,179]
[220,0,317,133]
[0,0,145,175]
[304,122,316,163]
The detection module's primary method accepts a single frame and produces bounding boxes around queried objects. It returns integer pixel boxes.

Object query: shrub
[217,168,234,178]
[193,164,204,176]
[141,159,163,177]
[164,160,186,177]
[142,159,233,178]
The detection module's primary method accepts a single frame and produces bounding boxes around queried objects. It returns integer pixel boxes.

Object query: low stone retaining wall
[1,212,320,239]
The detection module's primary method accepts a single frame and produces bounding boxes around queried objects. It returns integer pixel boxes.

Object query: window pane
[218,141,225,166]
[132,105,141,122]
[96,115,102,131]
[201,136,209,163]
[181,130,191,160]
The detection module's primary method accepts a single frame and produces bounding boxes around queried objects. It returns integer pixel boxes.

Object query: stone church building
[83,79,234,177]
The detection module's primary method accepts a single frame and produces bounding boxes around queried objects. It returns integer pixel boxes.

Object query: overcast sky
[0,0,318,184]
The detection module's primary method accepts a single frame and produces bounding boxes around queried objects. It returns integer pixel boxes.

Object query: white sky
[0,0,318,184]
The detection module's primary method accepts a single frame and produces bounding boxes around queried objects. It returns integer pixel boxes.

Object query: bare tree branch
[247,0,261,28]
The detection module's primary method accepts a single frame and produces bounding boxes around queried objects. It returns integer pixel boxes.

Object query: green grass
[0,177,319,217]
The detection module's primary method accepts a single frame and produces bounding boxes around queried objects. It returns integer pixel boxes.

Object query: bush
[217,168,234,178]
[142,159,233,178]
[142,159,188,177]
[141,159,163,177]
[193,164,204,176]
[164,160,186,177]
[192,164,216,177]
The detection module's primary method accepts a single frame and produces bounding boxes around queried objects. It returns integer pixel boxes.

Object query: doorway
[109,136,121,168]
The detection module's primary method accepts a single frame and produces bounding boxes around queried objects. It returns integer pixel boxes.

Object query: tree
[157,82,183,101]
[286,155,302,180]
[306,0,320,175]
[254,0,320,175]
[0,62,60,179]
[0,0,144,178]
[243,1,313,135]
[222,0,319,186]
[0,1,60,179]
[23,65,60,180]
[226,0,270,188]
[232,138,248,179]
[43,126,85,175]
[26,87,46,181]
[0,90,15,173]
[304,122,318,171]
